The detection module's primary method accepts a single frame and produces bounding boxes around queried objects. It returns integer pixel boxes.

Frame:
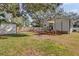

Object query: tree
[0,3,19,17]
[25,3,62,13]
[0,3,63,28]
[18,3,62,27]
[0,3,62,17]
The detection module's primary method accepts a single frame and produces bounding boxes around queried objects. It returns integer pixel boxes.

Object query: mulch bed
[29,29,68,35]
[17,27,68,35]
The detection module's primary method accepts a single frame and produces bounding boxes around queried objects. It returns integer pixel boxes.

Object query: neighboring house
[73,20,79,32]
[0,23,17,35]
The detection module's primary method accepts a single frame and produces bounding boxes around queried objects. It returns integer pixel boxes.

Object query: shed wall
[53,19,71,33]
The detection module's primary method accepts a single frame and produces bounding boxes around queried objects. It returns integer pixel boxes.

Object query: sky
[62,3,79,13]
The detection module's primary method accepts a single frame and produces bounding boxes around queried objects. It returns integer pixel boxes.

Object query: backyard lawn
[0,32,79,56]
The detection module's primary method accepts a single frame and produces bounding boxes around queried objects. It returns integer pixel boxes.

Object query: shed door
[49,23,54,30]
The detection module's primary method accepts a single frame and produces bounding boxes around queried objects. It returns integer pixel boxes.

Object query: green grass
[0,32,78,56]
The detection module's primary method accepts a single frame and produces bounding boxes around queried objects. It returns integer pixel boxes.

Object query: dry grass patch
[0,32,79,55]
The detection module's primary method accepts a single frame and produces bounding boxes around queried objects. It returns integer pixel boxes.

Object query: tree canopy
[0,3,62,16]
[25,3,62,13]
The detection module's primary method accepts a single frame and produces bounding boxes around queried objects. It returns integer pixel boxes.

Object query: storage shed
[45,18,73,34]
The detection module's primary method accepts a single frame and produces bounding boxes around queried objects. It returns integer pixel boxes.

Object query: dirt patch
[31,32,79,55]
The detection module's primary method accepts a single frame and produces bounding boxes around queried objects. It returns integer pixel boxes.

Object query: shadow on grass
[35,32,68,36]
[0,33,30,37]
[0,37,7,39]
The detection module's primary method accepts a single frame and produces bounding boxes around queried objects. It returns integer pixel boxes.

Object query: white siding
[62,20,69,32]
[0,24,16,35]
[55,19,62,31]
[53,19,71,33]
